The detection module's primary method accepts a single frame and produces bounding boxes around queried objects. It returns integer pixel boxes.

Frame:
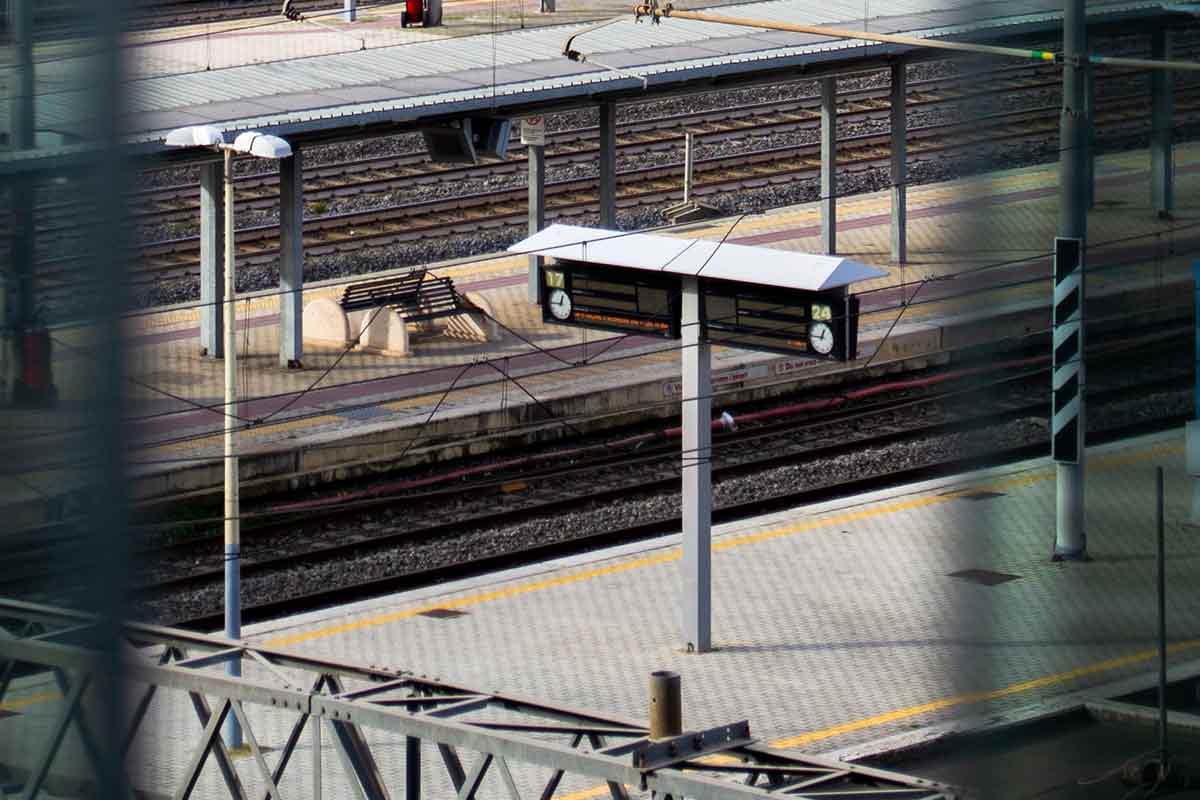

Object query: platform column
[1189,262,1200,526]
[344,0,356,21]
[528,140,545,304]
[1053,0,1088,560]
[680,276,712,653]
[1151,27,1174,219]
[6,0,39,404]
[599,100,617,228]
[1084,61,1095,210]
[200,161,225,358]
[279,147,304,369]
[820,76,837,255]
[889,61,906,264]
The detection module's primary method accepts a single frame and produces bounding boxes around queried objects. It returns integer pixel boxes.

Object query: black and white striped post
[1053,0,1089,561]
[1052,236,1086,559]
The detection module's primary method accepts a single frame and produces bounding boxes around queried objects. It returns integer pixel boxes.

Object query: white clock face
[547,288,573,321]
[808,321,835,355]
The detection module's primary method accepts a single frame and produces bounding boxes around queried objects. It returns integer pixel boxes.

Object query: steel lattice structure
[0,599,957,799]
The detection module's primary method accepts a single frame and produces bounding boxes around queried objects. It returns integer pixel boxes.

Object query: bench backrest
[340,270,467,321]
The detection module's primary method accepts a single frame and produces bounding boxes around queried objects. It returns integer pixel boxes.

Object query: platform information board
[702,280,859,360]
[541,260,680,339]
[540,260,859,359]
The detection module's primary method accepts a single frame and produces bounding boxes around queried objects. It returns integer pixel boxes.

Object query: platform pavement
[4,430,1194,798]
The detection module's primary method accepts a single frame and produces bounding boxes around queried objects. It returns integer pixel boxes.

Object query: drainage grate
[954,490,1006,501]
[418,608,468,619]
[948,569,1021,586]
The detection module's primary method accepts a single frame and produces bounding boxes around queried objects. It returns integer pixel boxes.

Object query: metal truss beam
[0,600,956,800]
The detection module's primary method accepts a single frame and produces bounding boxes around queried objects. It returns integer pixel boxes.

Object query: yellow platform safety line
[264,438,1181,648]
[0,691,59,713]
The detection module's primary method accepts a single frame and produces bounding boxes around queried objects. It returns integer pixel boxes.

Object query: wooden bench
[339,270,467,322]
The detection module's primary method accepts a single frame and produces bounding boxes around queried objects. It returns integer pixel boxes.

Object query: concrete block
[303,297,350,346]
[357,307,410,355]
[440,292,499,342]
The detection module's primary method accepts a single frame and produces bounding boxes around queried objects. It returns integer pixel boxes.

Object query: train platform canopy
[510,223,888,290]
[106,0,1187,155]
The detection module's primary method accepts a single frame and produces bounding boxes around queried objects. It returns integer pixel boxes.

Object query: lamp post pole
[222,147,242,748]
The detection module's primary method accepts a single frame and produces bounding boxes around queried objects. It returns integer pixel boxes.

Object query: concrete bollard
[649,671,682,740]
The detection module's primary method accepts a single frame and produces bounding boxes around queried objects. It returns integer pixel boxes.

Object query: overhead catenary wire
[37,220,1198,462]
[631,3,1200,73]
[34,296,1194,481]
[20,225,1197,466]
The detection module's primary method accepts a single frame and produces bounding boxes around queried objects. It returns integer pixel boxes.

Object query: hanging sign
[701,279,860,360]
[521,116,546,146]
[541,260,680,339]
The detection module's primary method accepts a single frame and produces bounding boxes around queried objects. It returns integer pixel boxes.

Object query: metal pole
[1084,61,1095,210]
[278,148,304,369]
[680,277,712,653]
[648,671,682,739]
[599,101,617,228]
[313,716,323,800]
[1053,0,1088,560]
[528,141,545,304]
[344,0,357,22]
[7,0,35,404]
[683,131,694,204]
[1156,466,1168,772]
[820,76,837,256]
[222,148,243,748]
[889,60,907,264]
[1191,262,1200,526]
[199,163,225,358]
[1151,28,1174,219]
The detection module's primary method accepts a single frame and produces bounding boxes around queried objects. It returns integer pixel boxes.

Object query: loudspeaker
[421,116,511,164]
[468,116,511,160]
[422,121,476,164]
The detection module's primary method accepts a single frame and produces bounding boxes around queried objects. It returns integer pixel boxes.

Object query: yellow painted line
[265,550,680,647]
[1,691,58,712]
[265,436,1180,650]
[772,637,1200,749]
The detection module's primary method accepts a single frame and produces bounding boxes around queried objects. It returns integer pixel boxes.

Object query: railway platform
[3,429,1196,797]
[6,142,1195,526]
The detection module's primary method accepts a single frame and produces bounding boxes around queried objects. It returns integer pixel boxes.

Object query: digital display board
[541,260,681,339]
[701,279,860,360]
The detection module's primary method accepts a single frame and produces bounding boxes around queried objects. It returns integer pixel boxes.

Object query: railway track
[26,48,1196,295]
[31,82,1200,299]
[97,329,1189,627]
[133,90,1200,277]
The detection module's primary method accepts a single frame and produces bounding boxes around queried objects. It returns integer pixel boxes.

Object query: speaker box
[421,122,476,164]
[422,117,511,164]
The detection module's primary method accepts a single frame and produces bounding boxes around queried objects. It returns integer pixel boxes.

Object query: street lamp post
[165,126,293,747]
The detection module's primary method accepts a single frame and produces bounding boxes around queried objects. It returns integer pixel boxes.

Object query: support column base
[283,359,303,370]
[1051,535,1089,562]
[11,380,57,408]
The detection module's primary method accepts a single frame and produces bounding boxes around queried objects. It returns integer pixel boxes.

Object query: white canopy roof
[508,224,887,292]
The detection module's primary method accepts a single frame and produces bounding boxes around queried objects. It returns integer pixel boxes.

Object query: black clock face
[548,288,573,320]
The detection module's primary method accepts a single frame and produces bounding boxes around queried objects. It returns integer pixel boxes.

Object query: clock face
[808,321,835,355]
[547,288,573,321]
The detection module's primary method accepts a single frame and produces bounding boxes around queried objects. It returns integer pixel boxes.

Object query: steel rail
[118,332,1189,621]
